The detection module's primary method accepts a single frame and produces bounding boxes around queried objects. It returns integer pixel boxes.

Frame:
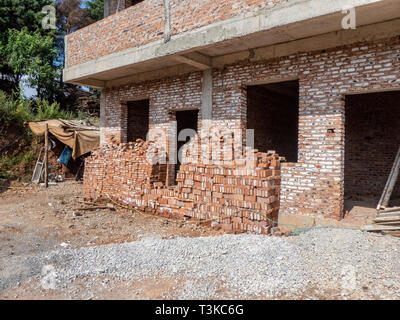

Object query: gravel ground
[2,228,400,299]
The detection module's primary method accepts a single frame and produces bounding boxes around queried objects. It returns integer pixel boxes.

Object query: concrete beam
[76,78,106,89]
[106,63,197,88]
[212,18,400,68]
[173,52,212,70]
[95,19,400,89]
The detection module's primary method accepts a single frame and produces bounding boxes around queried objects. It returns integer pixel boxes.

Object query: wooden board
[374,221,400,225]
[376,211,400,218]
[361,225,400,232]
[382,231,400,237]
[374,216,400,223]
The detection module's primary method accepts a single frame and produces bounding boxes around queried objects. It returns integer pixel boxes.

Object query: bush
[0,90,34,127]
[34,98,75,120]
[0,90,79,129]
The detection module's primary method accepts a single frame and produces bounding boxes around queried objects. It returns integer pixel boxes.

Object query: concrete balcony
[63,0,400,89]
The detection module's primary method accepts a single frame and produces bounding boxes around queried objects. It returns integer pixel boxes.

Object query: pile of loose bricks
[84,139,281,234]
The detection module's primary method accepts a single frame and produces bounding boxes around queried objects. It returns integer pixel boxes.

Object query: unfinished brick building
[63,0,400,233]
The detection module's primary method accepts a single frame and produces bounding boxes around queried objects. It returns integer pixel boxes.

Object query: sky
[20,76,37,99]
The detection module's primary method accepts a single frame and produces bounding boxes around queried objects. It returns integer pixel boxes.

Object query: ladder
[377,146,400,210]
[31,147,45,184]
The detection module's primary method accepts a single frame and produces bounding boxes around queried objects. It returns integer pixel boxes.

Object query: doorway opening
[175,110,199,183]
[246,80,299,163]
[344,91,400,216]
[127,99,149,142]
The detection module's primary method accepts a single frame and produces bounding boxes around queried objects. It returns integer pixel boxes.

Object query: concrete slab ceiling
[63,0,400,88]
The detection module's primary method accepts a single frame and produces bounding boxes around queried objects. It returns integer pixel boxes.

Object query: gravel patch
[2,228,400,299]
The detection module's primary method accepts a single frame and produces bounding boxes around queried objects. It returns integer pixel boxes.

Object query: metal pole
[44,124,49,188]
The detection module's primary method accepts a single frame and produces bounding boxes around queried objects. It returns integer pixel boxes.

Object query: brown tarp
[28,119,99,159]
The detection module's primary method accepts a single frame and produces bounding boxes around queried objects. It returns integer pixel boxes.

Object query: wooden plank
[379,207,400,214]
[382,231,400,237]
[375,221,400,225]
[361,225,400,232]
[374,216,400,223]
[380,206,400,213]
[377,211,400,218]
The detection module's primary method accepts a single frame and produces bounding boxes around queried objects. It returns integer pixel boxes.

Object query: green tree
[0,0,53,39]
[0,0,56,93]
[4,28,58,99]
[86,0,103,21]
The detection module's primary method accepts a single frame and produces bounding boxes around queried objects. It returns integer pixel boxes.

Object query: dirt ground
[0,180,224,299]
[1,180,397,300]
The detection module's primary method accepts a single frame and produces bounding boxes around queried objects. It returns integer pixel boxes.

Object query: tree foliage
[86,0,103,22]
[56,0,91,35]
[4,28,58,98]
[0,0,103,106]
[0,0,57,97]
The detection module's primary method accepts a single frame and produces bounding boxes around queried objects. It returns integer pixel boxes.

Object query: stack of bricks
[170,150,281,234]
[83,139,167,206]
[84,139,281,234]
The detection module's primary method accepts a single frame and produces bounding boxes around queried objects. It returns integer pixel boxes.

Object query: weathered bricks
[66,0,285,67]
[84,138,281,234]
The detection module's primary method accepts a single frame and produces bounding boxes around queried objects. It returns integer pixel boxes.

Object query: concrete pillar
[104,0,110,17]
[201,69,213,120]
[100,91,106,146]
[64,36,68,67]
[163,0,171,42]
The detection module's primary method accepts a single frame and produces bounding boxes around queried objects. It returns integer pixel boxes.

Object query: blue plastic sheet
[57,146,73,166]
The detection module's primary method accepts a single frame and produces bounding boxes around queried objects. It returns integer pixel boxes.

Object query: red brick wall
[345,91,400,199]
[66,0,284,67]
[98,36,400,220]
[103,72,203,144]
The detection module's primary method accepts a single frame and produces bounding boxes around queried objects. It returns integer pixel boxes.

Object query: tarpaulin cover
[28,119,99,159]
[57,146,73,165]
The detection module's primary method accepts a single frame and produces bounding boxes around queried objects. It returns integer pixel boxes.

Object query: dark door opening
[246,80,299,163]
[345,91,400,211]
[127,99,149,142]
[175,110,199,183]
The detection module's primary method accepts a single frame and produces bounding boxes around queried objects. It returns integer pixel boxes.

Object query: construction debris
[362,209,400,237]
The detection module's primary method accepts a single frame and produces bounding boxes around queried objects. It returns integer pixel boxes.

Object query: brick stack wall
[84,140,281,234]
[66,0,285,67]
[83,140,168,202]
